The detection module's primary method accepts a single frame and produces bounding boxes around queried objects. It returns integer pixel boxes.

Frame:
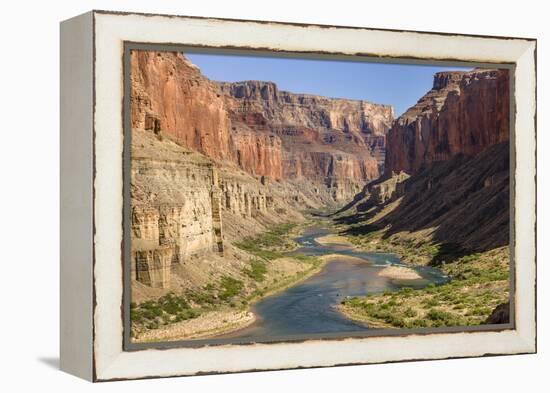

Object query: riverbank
[131,221,330,342]
[133,310,256,342]
[339,246,510,328]
[133,254,328,342]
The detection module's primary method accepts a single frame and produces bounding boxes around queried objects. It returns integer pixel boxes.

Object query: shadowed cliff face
[131,51,394,200]
[387,142,509,251]
[338,68,510,255]
[385,69,510,176]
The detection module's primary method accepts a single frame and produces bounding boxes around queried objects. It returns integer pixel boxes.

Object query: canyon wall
[128,50,391,290]
[130,50,393,202]
[376,142,510,251]
[344,68,511,253]
[130,129,286,288]
[218,81,393,136]
[384,69,510,175]
[220,80,394,196]
[130,130,224,288]
[130,51,235,162]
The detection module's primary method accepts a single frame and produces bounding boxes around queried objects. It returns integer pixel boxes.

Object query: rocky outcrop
[130,129,299,288]
[220,175,273,217]
[385,69,510,175]
[368,172,411,205]
[130,128,229,287]
[485,302,510,324]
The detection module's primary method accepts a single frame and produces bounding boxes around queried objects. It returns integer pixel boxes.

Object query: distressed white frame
[61,10,536,381]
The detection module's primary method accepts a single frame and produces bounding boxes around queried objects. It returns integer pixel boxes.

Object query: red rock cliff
[131,51,235,162]
[131,51,284,180]
[219,80,394,197]
[131,51,395,200]
[384,69,510,175]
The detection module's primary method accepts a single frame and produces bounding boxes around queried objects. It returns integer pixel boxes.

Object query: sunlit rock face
[129,134,224,288]
[218,80,393,136]
[130,51,235,163]
[130,52,395,201]
[219,80,394,200]
[385,69,510,176]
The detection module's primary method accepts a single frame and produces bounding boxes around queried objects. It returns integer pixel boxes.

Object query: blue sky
[187,52,472,117]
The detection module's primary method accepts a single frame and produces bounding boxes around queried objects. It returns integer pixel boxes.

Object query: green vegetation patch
[234,222,299,260]
[340,246,509,328]
[242,259,268,282]
[218,276,244,300]
[130,293,202,333]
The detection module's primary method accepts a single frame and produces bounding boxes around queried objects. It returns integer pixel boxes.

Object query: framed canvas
[60,10,537,381]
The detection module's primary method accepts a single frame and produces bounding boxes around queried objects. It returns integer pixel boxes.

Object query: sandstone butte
[129,48,510,309]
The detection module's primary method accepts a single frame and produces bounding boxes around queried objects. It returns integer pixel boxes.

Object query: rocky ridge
[339,68,510,253]
[219,80,393,195]
[385,69,509,176]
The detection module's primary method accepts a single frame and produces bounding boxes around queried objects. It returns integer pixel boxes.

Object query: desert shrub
[130,292,203,329]
[219,276,244,300]
[384,315,405,327]
[146,321,159,330]
[157,293,190,315]
[386,299,397,307]
[422,298,439,307]
[243,259,268,282]
[130,309,145,324]
[234,223,298,260]
[174,309,201,323]
[424,283,437,294]
[470,307,492,316]
[405,318,428,329]
[186,289,218,305]
[426,309,456,325]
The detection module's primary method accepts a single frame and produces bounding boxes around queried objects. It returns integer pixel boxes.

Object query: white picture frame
[60,10,536,381]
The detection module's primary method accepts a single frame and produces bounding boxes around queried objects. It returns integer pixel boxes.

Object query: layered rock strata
[130,129,306,288]
[130,131,226,288]
[130,50,394,202]
[219,80,394,199]
[385,69,510,176]
[342,68,510,253]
